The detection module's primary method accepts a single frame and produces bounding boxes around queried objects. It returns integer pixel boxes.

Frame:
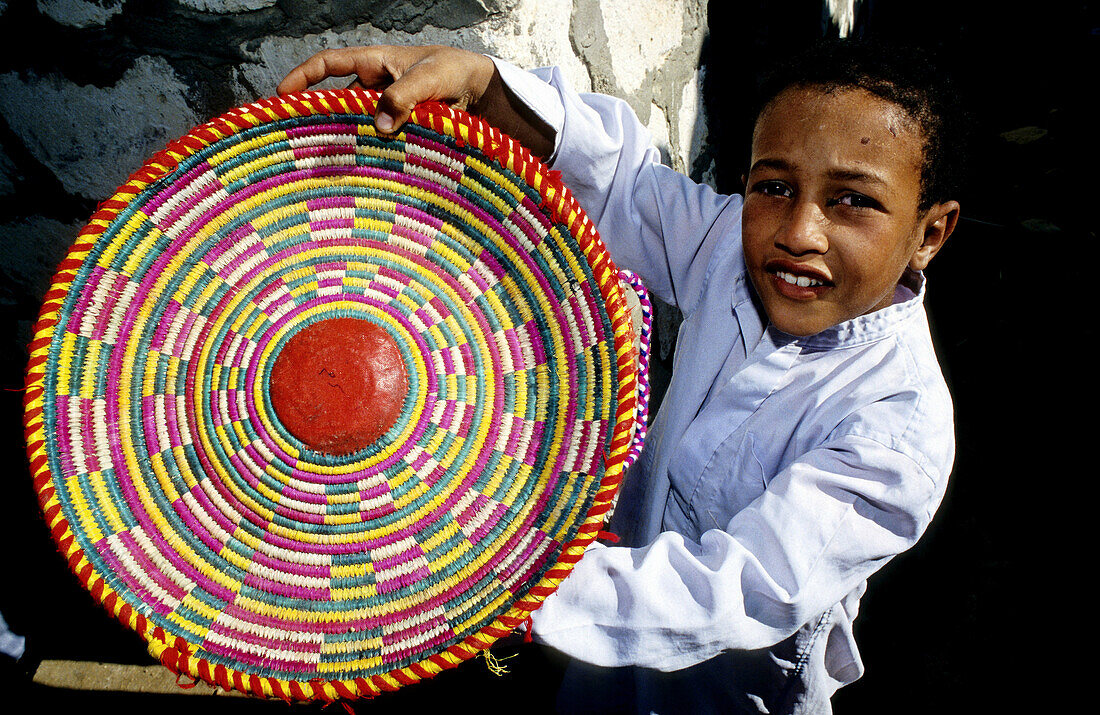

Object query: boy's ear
[910,200,960,271]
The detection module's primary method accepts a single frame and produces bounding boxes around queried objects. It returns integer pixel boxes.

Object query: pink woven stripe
[243,571,330,600]
[405,151,462,185]
[201,638,318,673]
[94,540,175,616]
[251,549,331,580]
[172,496,226,555]
[144,160,215,215]
[205,620,322,655]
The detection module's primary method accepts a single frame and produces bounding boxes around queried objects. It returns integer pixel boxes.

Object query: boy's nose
[776,201,829,255]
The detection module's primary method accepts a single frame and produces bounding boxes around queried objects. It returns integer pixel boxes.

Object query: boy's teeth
[776,271,823,287]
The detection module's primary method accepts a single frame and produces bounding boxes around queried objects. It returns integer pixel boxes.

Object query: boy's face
[742,86,957,337]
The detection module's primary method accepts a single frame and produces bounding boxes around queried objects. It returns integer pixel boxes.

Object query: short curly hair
[752,38,969,210]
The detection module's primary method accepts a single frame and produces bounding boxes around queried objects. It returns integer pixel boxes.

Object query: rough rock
[0,55,198,200]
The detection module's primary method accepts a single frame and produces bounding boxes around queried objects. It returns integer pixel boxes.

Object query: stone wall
[0,0,709,334]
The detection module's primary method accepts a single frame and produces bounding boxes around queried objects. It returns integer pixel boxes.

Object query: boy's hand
[277,45,495,134]
[277,45,554,160]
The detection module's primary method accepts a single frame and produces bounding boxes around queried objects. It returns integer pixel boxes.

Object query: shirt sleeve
[491,58,738,314]
[529,432,946,671]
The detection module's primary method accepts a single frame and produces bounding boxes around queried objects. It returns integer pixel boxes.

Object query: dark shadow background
[701,2,1094,713]
[1,1,1094,713]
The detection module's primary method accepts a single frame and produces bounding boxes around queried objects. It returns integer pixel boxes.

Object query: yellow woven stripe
[330,562,378,601]
[169,524,246,598]
[428,240,471,277]
[90,469,128,536]
[90,211,150,276]
[54,331,82,396]
[163,603,213,643]
[420,518,469,575]
[455,587,513,635]
[225,593,317,629]
[211,132,292,185]
[357,119,404,152]
[542,471,591,543]
[192,409,273,522]
[174,590,222,627]
[68,469,104,544]
[577,237,634,466]
[351,210,400,236]
[316,633,387,669]
[454,156,517,215]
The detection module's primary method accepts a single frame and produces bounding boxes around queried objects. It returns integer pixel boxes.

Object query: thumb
[372,60,451,133]
[371,51,492,134]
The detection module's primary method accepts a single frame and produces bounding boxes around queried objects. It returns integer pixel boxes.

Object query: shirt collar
[735,268,927,350]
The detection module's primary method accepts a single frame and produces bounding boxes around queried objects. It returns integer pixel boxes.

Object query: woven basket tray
[23,88,648,701]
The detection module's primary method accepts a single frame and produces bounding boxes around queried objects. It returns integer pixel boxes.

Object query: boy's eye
[828,192,882,210]
[752,180,792,198]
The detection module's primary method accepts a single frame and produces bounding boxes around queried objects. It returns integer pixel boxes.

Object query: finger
[374,56,479,133]
[373,61,444,132]
[277,47,402,95]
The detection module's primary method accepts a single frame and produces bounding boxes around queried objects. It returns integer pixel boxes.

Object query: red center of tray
[270,317,409,455]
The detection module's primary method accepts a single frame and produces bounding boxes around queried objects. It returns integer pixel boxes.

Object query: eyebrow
[748,158,890,188]
[747,158,793,175]
[825,168,889,188]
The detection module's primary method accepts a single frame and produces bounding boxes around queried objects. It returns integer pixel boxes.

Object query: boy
[279,39,961,714]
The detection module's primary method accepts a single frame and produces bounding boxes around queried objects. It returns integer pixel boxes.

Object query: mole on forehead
[811,95,915,155]
[753,88,925,179]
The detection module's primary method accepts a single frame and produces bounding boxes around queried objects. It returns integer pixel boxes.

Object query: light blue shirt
[494,60,955,710]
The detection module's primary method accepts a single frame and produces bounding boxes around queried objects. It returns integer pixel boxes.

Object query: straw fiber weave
[23,89,643,701]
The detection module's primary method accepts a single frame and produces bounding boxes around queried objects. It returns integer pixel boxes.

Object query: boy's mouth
[764,261,833,299]
[775,270,825,288]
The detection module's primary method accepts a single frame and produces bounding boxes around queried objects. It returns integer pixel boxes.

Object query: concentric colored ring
[23,89,641,701]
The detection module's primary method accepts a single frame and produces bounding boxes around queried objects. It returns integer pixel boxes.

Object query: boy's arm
[530,430,949,671]
[279,46,734,312]
[278,45,555,160]
[490,60,735,312]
